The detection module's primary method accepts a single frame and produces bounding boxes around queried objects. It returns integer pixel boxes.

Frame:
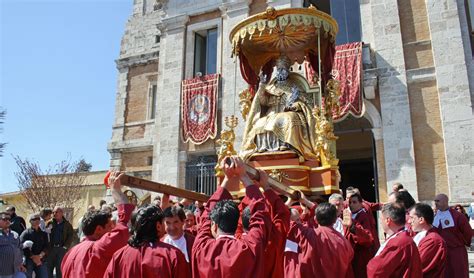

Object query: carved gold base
[227,156,340,198]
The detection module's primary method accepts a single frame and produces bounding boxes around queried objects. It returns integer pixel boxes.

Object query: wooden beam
[114,163,301,203]
[243,164,301,200]
[120,175,210,203]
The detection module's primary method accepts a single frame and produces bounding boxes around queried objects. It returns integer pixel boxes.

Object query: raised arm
[94,172,135,259]
[264,189,290,235]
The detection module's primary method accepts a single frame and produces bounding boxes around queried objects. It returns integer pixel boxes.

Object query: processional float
[110,6,342,202]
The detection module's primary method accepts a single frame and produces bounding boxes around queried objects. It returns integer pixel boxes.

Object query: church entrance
[335,116,378,203]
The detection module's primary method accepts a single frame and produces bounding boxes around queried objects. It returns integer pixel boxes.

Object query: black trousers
[47,246,66,278]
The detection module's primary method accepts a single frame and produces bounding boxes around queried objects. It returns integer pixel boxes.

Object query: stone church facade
[108,0,474,204]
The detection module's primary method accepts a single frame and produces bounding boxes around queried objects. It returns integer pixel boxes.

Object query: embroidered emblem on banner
[181,74,219,145]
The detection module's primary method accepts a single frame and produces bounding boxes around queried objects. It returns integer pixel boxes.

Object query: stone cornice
[220,0,251,17]
[161,14,189,33]
[116,51,160,70]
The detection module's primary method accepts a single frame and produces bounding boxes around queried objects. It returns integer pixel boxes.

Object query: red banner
[181,74,219,145]
[331,42,363,121]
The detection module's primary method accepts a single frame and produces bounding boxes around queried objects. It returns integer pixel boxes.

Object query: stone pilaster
[220,1,252,149]
[362,0,418,199]
[152,14,189,187]
[108,67,129,169]
[426,0,474,203]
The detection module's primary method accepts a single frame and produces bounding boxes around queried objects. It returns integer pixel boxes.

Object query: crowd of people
[1,156,473,278]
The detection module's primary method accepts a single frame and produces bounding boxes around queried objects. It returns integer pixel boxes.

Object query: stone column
[220,1,252,149]
[152,14,189,187]
[108,67,129,169]
[426,0,474,203]
[364,0,418,199]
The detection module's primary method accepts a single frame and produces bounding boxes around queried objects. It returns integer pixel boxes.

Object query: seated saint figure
[240,55,319,162]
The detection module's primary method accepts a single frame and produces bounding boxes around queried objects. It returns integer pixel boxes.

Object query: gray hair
[329,193,344,202]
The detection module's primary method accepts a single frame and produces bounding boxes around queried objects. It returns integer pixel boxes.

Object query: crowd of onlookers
[0,201,119,278]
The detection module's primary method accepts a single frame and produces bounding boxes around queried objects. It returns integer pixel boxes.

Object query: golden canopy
[229,6,339,75]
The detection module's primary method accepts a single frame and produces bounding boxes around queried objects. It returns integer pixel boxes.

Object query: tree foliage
[14,155,87,213]
[76,159,92,172]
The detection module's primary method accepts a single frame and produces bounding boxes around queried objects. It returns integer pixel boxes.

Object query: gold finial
[239,89,253,121]
[215,115,239,177]
[265,6,277,19]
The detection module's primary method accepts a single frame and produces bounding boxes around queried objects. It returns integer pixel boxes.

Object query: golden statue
[215,116,238,177]
[240,55,319,162]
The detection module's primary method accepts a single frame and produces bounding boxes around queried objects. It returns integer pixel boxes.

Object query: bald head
[434,194,449,211]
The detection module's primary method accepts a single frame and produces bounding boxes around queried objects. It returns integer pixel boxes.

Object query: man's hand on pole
[108,171,129,205]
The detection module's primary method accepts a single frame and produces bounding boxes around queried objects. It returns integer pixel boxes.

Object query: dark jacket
[50,217,74,249]
[9,213,26,236]
[20,227,49,259]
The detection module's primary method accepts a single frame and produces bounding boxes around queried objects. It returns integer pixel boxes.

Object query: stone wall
[109,0,473,204]
[125,62,158,123]
[121,150,153,172]
[360,0,418,199]
[397,0,449,201]
[426,0,474,203]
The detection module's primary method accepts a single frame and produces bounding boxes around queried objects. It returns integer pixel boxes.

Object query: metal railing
[185,157,217,196]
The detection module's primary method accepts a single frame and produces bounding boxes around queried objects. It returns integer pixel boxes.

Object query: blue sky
[1,0,132,193]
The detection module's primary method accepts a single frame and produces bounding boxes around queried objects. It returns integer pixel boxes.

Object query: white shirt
[433,209,455,229]
[351,208,367,220]
[163,234,189,262]
[333,218,344,236]
[413,230,427,246]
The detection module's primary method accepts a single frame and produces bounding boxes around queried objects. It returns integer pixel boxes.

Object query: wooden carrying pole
[117,164,301,202]
[243,164,300,200]
[119,175,210,203]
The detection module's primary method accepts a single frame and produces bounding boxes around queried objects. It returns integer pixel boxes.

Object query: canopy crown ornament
[229,6,338,75]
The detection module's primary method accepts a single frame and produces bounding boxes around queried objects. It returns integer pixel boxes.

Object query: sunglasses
[30,218,40,221]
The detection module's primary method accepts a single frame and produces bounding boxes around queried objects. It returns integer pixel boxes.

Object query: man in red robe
[162,205,194,273]
[367,203,422,277]
[184,209,198,236]
[61,171,135,278]
[347,193,375,278]
[388,190,417,236]
[104,204,189,278]
[240,187,290,278]
[345,187,382,250]
[191,156,271,278]
[409,203,447,277]
[284,200,354,278]
[433,194,472,278]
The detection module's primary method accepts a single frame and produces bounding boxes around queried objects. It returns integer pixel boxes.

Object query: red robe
[417,228,447,278]
[284,222,354,278]
[367,229,422,278]
[161,232,195,274]
[185,225,198,237]
[345,200,382,251]
[191,185,271,278]
[362,200,382,251]
[345,209,375,278]
[238,189,290,278]
[104,241,189,278]
[434,208,472,278]
[61,203,135,278]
